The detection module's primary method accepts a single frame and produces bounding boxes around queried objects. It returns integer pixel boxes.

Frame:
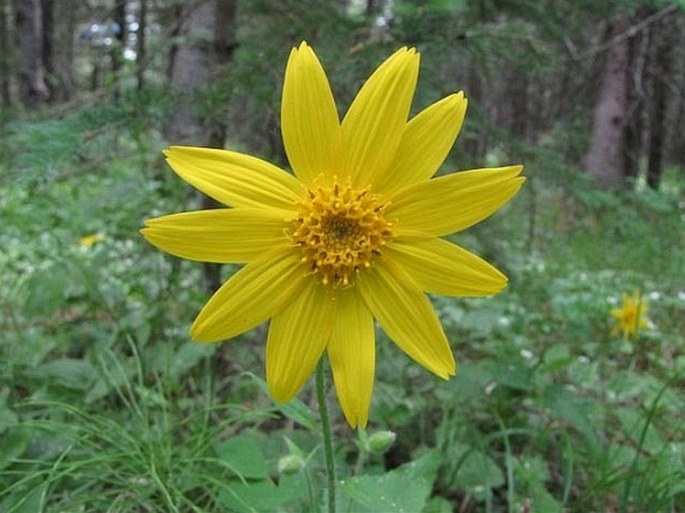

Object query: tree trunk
[646,11,677,190]
[0,0,12,107]
[15,0,48,108]
[669,13,685,169]
[166,0,237,144]
[463,64,486,162]
[40,0,76,102]
[584,16,630,189]
[166,0,215,143]
[40,0,55,101]
[510,71,529,141]
[166,0,238,293]
[208,0,238,147]
[204,0,238,291]
[111,0,127,98]
[136,0,147,91]
[165,3,182,82]
[624,8,650,186]
[58,0,77,101]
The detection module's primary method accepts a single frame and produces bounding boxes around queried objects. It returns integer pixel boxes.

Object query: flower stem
[316,358,336,513]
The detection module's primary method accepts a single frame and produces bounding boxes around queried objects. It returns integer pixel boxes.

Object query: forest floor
[1,97,684,512]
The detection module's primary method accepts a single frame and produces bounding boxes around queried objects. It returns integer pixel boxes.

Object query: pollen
[292,179,393,287]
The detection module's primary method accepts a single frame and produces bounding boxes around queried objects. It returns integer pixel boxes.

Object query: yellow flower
[79,232,105,248]
[141,42,524,428]
[611,290,649,340]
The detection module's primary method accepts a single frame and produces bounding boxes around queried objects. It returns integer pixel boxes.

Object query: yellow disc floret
[292,179,393,287]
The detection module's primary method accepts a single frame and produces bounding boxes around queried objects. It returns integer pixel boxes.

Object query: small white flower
[520,349,534,360]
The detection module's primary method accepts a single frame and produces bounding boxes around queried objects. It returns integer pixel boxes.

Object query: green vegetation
[1,87,683,512]
[2,0,685,509]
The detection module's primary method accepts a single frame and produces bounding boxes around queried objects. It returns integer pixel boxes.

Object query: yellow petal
[281,42,341,186]
[387,166,525,237]
[357,259,456,379]
[190,247,305,342]
[385,238,507,296]
[341,48,419,188]
[327,288,375,428]
[164,146,303,209]
[79,232,105,248]
[141,208,290,264]
[266,280,336,402]
[376,92,467,195]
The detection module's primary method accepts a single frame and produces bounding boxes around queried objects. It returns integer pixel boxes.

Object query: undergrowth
[1,95,684,512]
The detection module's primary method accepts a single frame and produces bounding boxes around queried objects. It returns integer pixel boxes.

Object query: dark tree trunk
[624,9,650,186]
[40,0,55,101]
[463,64,486,162]
[0,0,12,107]
[165,3,182,82]
[510,71,529,141]
[208,0,238,148]
[646,11,677,190]
[59,0,77,100]
[166,0,238,293]
[111,0,127,97]
[670,15,685,169]
[166,0,215,143]
[136,0,147,91]
[366,0,379,16]
[15,0,48,108]
[584,16,630,189]
[39,0,76,102]
[202,0,238,292]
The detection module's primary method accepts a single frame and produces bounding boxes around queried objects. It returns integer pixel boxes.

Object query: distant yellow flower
[611,290,649,340]
[141,42,524,427]
[79,232,105,248]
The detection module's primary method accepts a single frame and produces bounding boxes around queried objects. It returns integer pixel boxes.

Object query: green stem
[316,358,336,513]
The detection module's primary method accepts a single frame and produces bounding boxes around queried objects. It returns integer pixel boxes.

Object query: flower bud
[367,430,396,454]
[277,454,304,475]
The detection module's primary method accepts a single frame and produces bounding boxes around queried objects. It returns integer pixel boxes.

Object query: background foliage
[1,0,684,511]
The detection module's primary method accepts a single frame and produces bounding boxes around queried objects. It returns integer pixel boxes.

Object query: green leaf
[0,402,18,432]
[170,342,215,378]
[542,385,598,441]
[246,372,317,430]
[217,473,308,513]
[22,265,70,317]
[447,361,494,404]
[3,331,56,369]
[341,451,440,513]
[0,429,28,470]
[514,456,561,513]
[617,407,665,455]
[216,434,269,480]
[32,358,99,390]
[489,357,533,391]
[543,344,573,371]
[452,449,505,491]
[422,496,453,513]
[0,485,43,513]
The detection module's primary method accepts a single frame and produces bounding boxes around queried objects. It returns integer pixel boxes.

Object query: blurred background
[1,1,684,512]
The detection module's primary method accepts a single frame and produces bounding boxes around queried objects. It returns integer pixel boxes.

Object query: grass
[1,95,684,512]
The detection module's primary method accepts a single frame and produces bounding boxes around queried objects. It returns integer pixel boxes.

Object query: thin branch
[567,4,678,61]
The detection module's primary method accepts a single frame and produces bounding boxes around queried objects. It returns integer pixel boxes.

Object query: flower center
[292,179,393,287]
[625,308,636,324]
